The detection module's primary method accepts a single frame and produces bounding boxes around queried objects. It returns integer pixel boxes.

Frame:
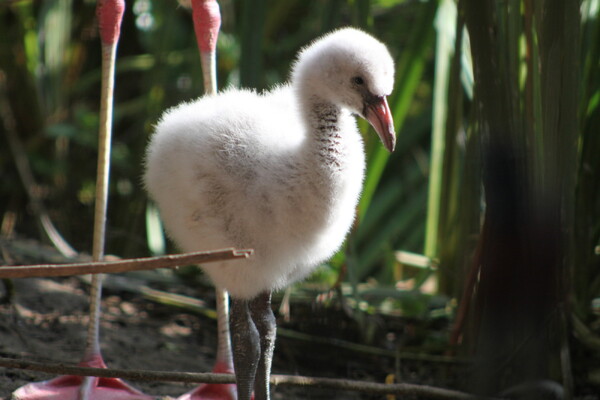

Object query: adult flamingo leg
[13,1,152,399]
[177,288,237,400]
[176,1,242,399]
[12,354,149,400]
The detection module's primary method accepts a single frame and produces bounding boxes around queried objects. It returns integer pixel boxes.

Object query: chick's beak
[364,96,395,152]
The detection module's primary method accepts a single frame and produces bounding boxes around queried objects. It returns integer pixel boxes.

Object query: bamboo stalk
[0,249,252,279]
[425,0,455,260]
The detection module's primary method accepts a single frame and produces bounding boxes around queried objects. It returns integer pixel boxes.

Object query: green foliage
[576,0,600,335]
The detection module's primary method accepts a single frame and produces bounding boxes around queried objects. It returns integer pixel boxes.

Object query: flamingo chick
[144,28,395,400]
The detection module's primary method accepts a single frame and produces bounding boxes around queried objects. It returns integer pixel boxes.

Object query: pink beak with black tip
[365,95,396,152]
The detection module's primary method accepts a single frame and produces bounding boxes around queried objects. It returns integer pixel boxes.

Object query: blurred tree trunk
[460,0,579,397]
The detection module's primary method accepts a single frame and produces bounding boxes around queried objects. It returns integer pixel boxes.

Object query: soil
[0,240,375,399]
[0,238,454,400]
[0,275,223,399]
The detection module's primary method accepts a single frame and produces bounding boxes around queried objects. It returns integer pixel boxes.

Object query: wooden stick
[0,356,492,399]
[0,249,252,279]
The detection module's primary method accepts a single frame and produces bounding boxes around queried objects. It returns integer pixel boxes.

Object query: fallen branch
[0,249,252,279]
[270,374,483,399]
[0,356,492,399]
[0,355,232,384]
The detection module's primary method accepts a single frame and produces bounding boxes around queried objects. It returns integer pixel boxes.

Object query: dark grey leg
[230,298,260,400]
[249,291,276,400]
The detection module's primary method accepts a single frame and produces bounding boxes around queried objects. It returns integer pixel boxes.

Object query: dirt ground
[0,276,389,399]
[0,274,219,399]
[1,240,598,399]
[0,238,406,400]
[0,237,468,399]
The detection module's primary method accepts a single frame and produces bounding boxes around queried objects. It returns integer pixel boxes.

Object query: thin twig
[0,72,77,259]
[277,327,467,365]
[0,249,252,279]
[0,356,494,399]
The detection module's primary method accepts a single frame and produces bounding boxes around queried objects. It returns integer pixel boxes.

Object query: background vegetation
[0,0,598,396]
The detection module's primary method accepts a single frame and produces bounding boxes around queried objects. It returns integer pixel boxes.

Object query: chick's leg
[249,291,276,400]
[231,298,259,400]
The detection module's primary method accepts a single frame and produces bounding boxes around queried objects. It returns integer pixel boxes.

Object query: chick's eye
[352,76,364,85]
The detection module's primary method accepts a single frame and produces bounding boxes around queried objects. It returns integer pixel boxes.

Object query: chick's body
[145,86,365,299]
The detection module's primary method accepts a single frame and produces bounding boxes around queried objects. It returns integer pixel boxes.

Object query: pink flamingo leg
[13,354,150,400]
[191,0,221,96]
[178,289,238,400]
[176,1,249,399]
[13,2,153,399]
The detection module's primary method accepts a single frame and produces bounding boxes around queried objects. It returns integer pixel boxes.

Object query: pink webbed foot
[12,355,154,400]
[176,361,246,400]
